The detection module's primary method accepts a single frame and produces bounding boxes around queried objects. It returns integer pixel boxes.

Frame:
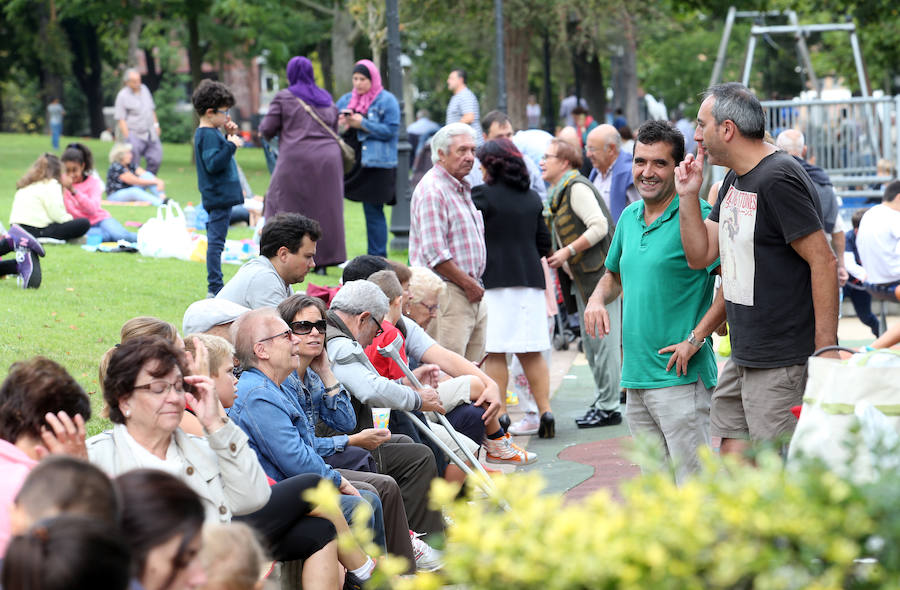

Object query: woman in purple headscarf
[259,56,346,270]
[335,59,400,257]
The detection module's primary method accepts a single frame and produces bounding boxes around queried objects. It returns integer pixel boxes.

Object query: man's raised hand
[675,145,705,199]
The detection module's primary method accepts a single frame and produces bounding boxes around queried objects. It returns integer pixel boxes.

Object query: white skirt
[483,287,551,353]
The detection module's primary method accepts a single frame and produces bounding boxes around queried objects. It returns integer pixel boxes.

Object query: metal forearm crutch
[344,347,485,485]
[377,334,493,482]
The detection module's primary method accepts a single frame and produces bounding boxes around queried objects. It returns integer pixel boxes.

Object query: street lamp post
[386,0,411,251]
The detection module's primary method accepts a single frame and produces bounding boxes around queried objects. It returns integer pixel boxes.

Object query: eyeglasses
[370,315,384,337]
[134,378,186,395]
[257,329,293,344]
[215,109,230,116]
[541,153,559,160]
[414,300,439,314]
[290,320,327,335]
[585,145,602,154]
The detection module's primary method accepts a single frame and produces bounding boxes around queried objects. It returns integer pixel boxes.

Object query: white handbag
[788,347,900,482]
[137,201,193,260]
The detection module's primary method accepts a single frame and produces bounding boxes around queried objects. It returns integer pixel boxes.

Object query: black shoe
[574,408,599,426]
[343,571,366,590]
[498,413,511,432]
[538,412,555,438]
[575,409,622,429]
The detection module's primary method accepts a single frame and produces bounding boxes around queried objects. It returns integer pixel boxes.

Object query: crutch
[343,346,493,492]
[377,333,493,481]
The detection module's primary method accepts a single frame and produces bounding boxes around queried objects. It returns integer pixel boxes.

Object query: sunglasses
[290,320,327,335]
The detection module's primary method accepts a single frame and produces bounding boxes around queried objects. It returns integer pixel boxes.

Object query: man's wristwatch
[687,330,706,348]
[567,244,577,257]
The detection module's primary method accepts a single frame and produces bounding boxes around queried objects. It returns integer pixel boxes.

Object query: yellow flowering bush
[307,448,900,589]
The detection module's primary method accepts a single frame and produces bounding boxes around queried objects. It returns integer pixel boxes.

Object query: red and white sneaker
[410,531,443,572]
[483,432,537,464]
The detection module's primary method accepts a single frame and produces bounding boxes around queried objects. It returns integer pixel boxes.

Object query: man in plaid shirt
[409,123,487,363]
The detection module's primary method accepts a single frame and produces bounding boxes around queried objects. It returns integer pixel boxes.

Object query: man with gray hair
[776,129,849,286]
[410,123,488,364]
[114,68,163,173]
[325,280,446,537]
[677,82,838,456]
[586,124,638,222]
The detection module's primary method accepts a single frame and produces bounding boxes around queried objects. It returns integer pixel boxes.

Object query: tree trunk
[127,13,142,69]
[62,18,105,137]
[504,20,529,130]
[573,49,606,128]
[332,10,359,97]
[317,39,334,95]
[38,1,64,103]
[142,48,162,92]
[620,7,639,127]
[187,11,203,89]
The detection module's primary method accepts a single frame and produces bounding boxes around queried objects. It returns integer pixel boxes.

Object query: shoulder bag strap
[295,97,343,141]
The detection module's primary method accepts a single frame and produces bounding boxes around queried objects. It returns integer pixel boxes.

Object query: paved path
[503,315,890,503]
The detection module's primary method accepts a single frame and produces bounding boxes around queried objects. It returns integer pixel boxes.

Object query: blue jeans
[205,206,231,295]
[95,218,137,242]
[363,201,388,257]
[107,172,164,206]
[50,122,62,150]
[340,489,386,552]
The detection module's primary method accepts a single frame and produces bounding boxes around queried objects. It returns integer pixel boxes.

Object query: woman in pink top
[0,357,91,554]
[61,143,137,242]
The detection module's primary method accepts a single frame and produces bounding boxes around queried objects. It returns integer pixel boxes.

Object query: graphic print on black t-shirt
[719,185,757,306]
[709,150,824,367]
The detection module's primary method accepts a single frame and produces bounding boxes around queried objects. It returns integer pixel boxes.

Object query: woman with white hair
[105,143,167,205]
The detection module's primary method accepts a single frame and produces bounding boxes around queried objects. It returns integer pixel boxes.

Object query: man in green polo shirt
[583,120,725,484]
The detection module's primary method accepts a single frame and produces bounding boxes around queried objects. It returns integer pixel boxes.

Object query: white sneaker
[410,531,443,572]
[508,413,540,435]
[483,432,537,464]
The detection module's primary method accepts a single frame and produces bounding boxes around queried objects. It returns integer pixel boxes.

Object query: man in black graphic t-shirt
[675,83,838,456]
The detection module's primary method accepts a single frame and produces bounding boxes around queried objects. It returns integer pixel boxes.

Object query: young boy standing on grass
[192,80,244,297]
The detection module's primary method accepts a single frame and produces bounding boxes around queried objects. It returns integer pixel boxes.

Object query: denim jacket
[228,367,343,487]
[336,90,399,168]
[282,368,357,458]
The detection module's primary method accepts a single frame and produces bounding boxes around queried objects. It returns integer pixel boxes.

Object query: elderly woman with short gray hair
[105,142,167,205]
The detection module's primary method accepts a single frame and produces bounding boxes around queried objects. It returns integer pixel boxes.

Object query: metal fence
[761,96,900,200]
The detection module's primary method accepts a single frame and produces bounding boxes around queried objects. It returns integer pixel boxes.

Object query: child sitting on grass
[191,79,245,297]
[9,153,90,242]
[61,143,137,243]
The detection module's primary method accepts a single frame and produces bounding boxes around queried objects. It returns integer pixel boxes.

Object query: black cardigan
[472,181,552,290]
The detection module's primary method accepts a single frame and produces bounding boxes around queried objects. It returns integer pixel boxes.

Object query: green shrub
[352,449,900,589]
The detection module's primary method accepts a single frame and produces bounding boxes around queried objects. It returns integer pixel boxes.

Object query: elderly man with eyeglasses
[323,280,447,542]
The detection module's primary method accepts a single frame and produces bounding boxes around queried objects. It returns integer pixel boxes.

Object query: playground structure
[711,8,899,204]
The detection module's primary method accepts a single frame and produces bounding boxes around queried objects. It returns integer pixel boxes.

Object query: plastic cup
[371,407,390,429]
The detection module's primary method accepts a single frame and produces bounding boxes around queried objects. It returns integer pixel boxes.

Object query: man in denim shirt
[226,308,387,550]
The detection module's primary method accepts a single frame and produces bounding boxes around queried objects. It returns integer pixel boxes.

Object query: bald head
[231,308,282,369]
[776,129,806,157]
[586,124,623,173]
[556,126,581,151]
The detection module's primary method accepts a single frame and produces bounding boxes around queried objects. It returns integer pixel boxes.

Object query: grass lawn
[0,132,406,434]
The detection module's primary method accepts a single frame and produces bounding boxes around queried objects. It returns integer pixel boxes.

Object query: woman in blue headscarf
[260,56,346,270]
